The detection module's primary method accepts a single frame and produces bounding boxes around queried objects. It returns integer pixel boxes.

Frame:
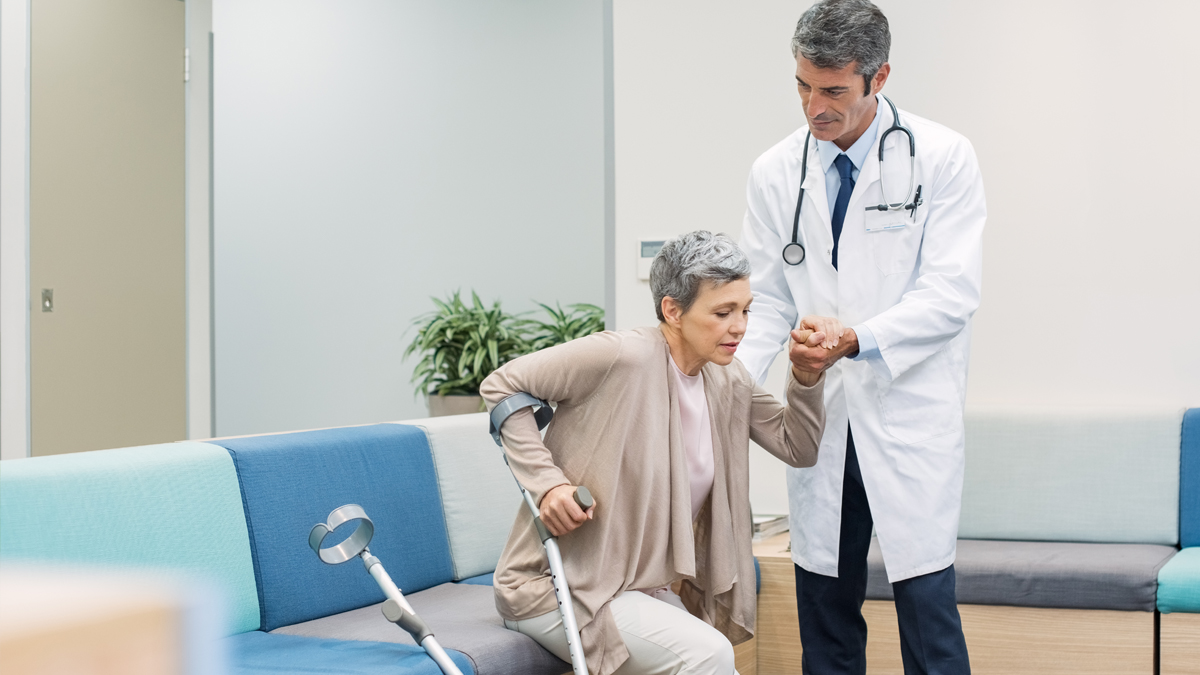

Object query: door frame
[0,0,215,459]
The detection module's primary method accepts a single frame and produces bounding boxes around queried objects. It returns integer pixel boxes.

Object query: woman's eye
[716,312,730,319]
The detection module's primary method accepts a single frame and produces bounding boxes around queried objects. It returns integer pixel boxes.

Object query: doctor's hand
[539,484,596,537]
[790,324,859,376]
[799,315,846,349]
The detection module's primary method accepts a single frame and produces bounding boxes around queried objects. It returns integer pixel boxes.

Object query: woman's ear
[661,296,683,328]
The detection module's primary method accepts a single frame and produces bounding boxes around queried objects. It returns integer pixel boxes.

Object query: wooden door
[30,0,186,456]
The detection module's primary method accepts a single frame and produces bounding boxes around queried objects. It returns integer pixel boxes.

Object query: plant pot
[427,394,485,417]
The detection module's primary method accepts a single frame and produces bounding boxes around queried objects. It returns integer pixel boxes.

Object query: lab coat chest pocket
[866,208,923,275]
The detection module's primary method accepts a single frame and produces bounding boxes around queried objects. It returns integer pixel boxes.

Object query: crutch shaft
[544,537,588,675]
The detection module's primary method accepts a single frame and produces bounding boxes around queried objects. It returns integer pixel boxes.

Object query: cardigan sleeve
[747,369,826,468]
[479,330,624,505]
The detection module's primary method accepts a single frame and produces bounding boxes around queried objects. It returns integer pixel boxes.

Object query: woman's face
[673,278,753,368]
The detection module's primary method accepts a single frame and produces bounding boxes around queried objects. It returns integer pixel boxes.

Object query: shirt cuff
[850,325,880,361]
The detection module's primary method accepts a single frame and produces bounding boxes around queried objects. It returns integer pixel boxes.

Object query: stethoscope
[782,95,924,266]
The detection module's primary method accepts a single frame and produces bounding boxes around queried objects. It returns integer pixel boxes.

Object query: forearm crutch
[309,504,464,675]
[489,393,593,675]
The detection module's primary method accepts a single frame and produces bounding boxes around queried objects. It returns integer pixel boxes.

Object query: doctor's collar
[816,94,884,174]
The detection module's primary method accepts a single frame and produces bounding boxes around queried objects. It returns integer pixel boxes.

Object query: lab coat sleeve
[479,331,623,505]
[861,136,986,382]
[739,161,799,384]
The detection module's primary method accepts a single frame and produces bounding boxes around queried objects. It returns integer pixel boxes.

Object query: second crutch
[309,504,464,675]
[489,392,593,675]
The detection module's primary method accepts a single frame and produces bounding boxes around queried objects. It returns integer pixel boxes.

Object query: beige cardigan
[480,326,825,675]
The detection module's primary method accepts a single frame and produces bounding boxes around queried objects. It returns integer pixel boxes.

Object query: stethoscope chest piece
[782,242,806,265]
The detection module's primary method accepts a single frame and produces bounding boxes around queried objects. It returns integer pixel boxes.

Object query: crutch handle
[573,486,594,512]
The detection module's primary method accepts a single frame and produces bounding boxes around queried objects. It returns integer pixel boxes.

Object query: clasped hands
[790,315,859,387]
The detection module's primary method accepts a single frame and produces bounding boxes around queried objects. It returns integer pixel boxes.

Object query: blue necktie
[831,154,855,270]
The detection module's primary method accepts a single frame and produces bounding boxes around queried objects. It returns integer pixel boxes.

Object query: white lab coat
[737,97,986,582]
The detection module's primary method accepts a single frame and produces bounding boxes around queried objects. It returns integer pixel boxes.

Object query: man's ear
[870,62,890,96]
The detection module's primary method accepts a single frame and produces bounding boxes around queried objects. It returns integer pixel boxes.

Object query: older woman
[482,231,827,675]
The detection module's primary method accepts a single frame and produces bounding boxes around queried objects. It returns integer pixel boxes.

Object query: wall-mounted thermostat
[637,239,666,280]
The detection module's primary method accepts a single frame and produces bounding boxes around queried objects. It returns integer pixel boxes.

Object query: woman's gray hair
[792,0,890,96]
[650,231,751,322]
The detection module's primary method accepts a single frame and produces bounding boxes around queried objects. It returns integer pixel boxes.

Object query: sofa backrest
[212,424,454,631]
[958,408,1183,545]
[1181,409,1200,548]
[0,442,260,635]
[395,414,524,581]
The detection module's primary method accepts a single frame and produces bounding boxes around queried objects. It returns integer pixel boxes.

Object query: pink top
[670,357,715,521]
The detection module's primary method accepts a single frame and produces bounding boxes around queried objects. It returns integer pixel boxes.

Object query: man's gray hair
[650,231,751,322]
[792,0,890,96]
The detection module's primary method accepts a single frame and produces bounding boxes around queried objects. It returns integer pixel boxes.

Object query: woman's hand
[539,484,596,536]
[790,329,824,387]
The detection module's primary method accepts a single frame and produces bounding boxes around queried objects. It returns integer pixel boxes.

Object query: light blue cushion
[1181,409,1200,548]
[1158,547,1200,613]
[0,442,260,634]
[225,631,473,675]
[458,572,494,586]
[214,425,454,631]
[959,408,1182,545]
[396,415,522,580]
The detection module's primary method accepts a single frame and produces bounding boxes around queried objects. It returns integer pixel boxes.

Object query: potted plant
[404,291,531,417]
[526,302,606,351]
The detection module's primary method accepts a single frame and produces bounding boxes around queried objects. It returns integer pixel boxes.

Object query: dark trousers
[794,427,970,675]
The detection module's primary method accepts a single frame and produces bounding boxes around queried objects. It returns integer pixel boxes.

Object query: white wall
[613,0,1200,514]
[213,0,609,436]
[0,0,31,460]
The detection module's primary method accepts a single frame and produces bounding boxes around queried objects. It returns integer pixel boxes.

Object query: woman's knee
[689,635,734,675]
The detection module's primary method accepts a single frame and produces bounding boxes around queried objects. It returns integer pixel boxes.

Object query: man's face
[795,57,889,148]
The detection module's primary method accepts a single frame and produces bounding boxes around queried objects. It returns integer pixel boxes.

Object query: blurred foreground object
[0,565,223,675]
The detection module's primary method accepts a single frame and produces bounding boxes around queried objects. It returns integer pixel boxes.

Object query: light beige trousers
[504,589,738,675]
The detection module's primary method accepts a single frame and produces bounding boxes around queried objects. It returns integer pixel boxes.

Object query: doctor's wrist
[839,329,860,359]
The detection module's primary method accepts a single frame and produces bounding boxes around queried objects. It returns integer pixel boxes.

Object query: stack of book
[752,514,789,541]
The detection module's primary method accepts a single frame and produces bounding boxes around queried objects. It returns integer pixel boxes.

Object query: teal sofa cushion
[959,408,1181,545]
[1158,547,1200,613]
[0,442,260,634]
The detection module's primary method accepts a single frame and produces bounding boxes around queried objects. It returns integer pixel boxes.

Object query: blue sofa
[0,415,566,675]
[857,407,1194,672]
[3,407,1196,674]
[1156,408,1200,674]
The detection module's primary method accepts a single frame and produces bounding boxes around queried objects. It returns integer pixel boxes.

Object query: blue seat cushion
[215,425,454,630]
[1158,547,1200,613]
[225,630,473,675]
[458,573,493,586]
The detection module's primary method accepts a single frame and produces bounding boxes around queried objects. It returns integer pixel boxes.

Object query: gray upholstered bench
[867,539,1177,612]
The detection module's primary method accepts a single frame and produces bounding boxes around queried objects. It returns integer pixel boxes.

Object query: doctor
[737,1,984,673]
